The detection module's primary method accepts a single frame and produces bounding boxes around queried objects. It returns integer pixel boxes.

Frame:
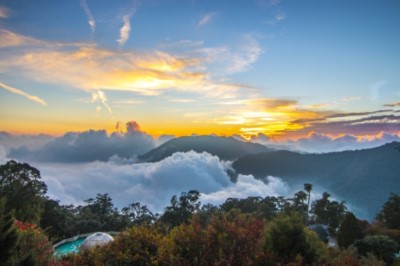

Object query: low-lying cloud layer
[249,131,400,153]
[40,151,290,213]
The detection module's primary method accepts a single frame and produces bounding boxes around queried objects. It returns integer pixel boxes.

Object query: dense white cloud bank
[39,151,290,213]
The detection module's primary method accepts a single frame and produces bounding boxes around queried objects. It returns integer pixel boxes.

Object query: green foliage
[121,202,156,226]
[0,160,47,223]
[65,226,163,265]
[377,193,400,229]
[310,192,347,233]
[14,220,55,265]
[160,210,265,265]
[263,212,328,264]
[159,190,200,228]
[337,212,364,249]
[40,198,75,242]
[220,196,279,220]
[72,193,130,234]
[366,222,400,246]
[0,197,20,266]
[353,235,400,264]
[328,247,385,266]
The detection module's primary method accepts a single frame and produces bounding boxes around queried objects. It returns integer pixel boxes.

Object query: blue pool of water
[54,237,86,257]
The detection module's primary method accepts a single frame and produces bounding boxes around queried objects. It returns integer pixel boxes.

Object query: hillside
[139,135,273,162]
[232,142,400,219]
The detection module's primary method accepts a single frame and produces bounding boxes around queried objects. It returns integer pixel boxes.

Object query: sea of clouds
[1,122,398,216]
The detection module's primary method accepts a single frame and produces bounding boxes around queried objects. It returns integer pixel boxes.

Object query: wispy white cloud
[80,0,96,34]
[117,15,132,47]
[227,34,263,73]
[370,80,387,101]
[197,12,216,27]
[256,0,281,7]
[0,30,248,100]
[92,90,112,113]
[266,11,286,25]
[0,82,47,106]
[0,29,44,48]
[0,6,10,18]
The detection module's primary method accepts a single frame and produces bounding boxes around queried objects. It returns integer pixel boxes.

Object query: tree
[263,212,328,264]
[0,197,20,265]
[40,198,75,241]
[304,183,313,225]
[121,202,156,226]
[353,235,399,264]
[376,193,400,229]
[0,160,47,223]
[337,212,364,249]
[75,193,127,232]
[310,192,347,233]
[159,190,200,228]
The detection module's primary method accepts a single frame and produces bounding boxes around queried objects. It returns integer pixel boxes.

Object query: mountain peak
[139,135,272,162]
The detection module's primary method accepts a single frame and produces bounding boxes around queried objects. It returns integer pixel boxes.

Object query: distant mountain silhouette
[232,142,400,220]
[139,136,273,162]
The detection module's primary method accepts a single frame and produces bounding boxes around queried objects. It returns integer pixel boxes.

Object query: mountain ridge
[139,135,273,162]
[232,141,400,220]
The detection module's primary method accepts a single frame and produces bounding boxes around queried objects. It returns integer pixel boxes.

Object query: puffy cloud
[9,121,155,163]
[38,151,292,213]
[0,131,52,151]
[0,132,53,164]
[202,175,289,205]
[0,82,47,106]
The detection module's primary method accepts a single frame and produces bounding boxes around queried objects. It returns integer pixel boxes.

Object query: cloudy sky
[0,0,399,140]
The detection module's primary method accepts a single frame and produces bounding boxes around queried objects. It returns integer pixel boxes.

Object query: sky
[1,0,399,220]
[0,0,400,140]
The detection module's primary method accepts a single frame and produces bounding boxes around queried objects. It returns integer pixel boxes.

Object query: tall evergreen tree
[337,212,364,249]
[0,197,20,266]
[377,193,400,229]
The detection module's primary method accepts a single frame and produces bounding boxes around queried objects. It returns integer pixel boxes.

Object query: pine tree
[0,197,20,266]
[337,212,364,249]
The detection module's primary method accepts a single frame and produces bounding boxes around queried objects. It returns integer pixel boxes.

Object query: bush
[159,210,265,265]
[263,212,328,264]
[353,235,399,264]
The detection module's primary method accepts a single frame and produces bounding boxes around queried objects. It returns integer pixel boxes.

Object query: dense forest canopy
[0,160,399,265]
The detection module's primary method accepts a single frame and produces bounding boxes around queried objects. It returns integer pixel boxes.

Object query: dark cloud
[325,110,392,119]
[383,102,400,107]
[293,110,393,124]
[0,132,53,163]
[9,121,155,163]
